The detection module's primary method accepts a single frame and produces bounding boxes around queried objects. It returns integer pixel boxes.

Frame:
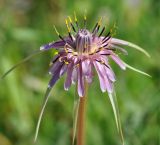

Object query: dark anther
[102,36,111,44]
[102,31,111,41]
[92,23,98,33]
[99,27,105,37]
[71,23,76,32]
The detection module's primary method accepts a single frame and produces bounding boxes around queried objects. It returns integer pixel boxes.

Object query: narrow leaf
[34,87,52,143]
[1,50,42,80]
[72,89,80,145]
[108,89,124,145]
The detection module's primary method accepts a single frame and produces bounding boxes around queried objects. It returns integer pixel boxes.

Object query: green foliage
[0,0,159,145]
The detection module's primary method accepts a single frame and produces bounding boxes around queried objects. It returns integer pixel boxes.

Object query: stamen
[96,17,102,32]
[52,56,60,64]
[53,25,66,42]
[102,31,111,41]
[100,53,110,56]
[95,47,103,53]
[65,19,73,41]
[74,11,79,28]
[99,27,105,37]
[64,60,69,64]
[65,19,71,32]
[110,22,117,37]
[102,35,111,44]
[92,17,102,34]
[84,11,87,28]
[102,42,110,48]
[98,17,102,26]
[68,16,76,32]
[92,22,98,33]
[64,47,69,53]
[89,46,103,55]
[95,59,110,68]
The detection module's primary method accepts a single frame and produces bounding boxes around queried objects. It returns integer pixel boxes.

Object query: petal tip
[48,85,51,88]
[64,86,69,91]
[40,46,45,51]
[49,71,52,75]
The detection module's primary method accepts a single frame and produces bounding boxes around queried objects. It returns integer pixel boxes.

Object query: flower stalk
[76,82,88,145]
[77,96,86,145]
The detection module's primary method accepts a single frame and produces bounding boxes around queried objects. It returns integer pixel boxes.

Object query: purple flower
[1,14,150,143]
[40,16,150,97]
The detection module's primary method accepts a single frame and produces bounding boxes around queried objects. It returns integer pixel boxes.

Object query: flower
[39,16,150,97]
[1,14,150,143]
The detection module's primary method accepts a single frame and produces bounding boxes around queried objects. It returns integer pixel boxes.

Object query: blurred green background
[0,0,159,145]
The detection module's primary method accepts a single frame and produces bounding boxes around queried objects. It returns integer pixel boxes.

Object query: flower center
[76,29,92,54]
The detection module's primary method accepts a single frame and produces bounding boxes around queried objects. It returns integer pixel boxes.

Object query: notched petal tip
[64,85,69,91]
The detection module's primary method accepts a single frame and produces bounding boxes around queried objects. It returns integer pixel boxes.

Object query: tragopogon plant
[1,13,150,145]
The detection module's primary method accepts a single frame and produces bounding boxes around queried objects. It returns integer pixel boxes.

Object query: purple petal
[77,63,85,97]
[99,56,116,82]
[82,59,90,75]
[105,75,113,93]
[105,67,116,82]
[64,62,74,90]
[48,63,67,88]
[72,67,78,84]
[40,40,66,51]
[110,54,126,70]
[110,38,129,46]
[51,55,60,64]
[40,37,73,51]
[48,73,60,88]
[94,61,113,93]
[111,38,150,57]
[49,61,63,75]
[110,44,128,55]
[82,60,93,83]
[93,61,107,92]
[60,65,67,76]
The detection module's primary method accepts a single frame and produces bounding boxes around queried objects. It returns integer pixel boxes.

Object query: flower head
[40,16,149,97]
[0,14,150,143]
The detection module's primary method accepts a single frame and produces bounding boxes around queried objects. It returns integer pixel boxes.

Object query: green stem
[77,84,88,145]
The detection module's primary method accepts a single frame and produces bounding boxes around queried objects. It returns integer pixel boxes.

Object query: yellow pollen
[110,22,117,36]
[74,11,78,22]
[68,16,72,23]
[84,13,87,20]
[101,61,105,64]
[55,52,58,55]
[53,51,58,55]
[65,19,71,32]
[64,47,68,53]
[98,17,102,26]
[64,60,69,64]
